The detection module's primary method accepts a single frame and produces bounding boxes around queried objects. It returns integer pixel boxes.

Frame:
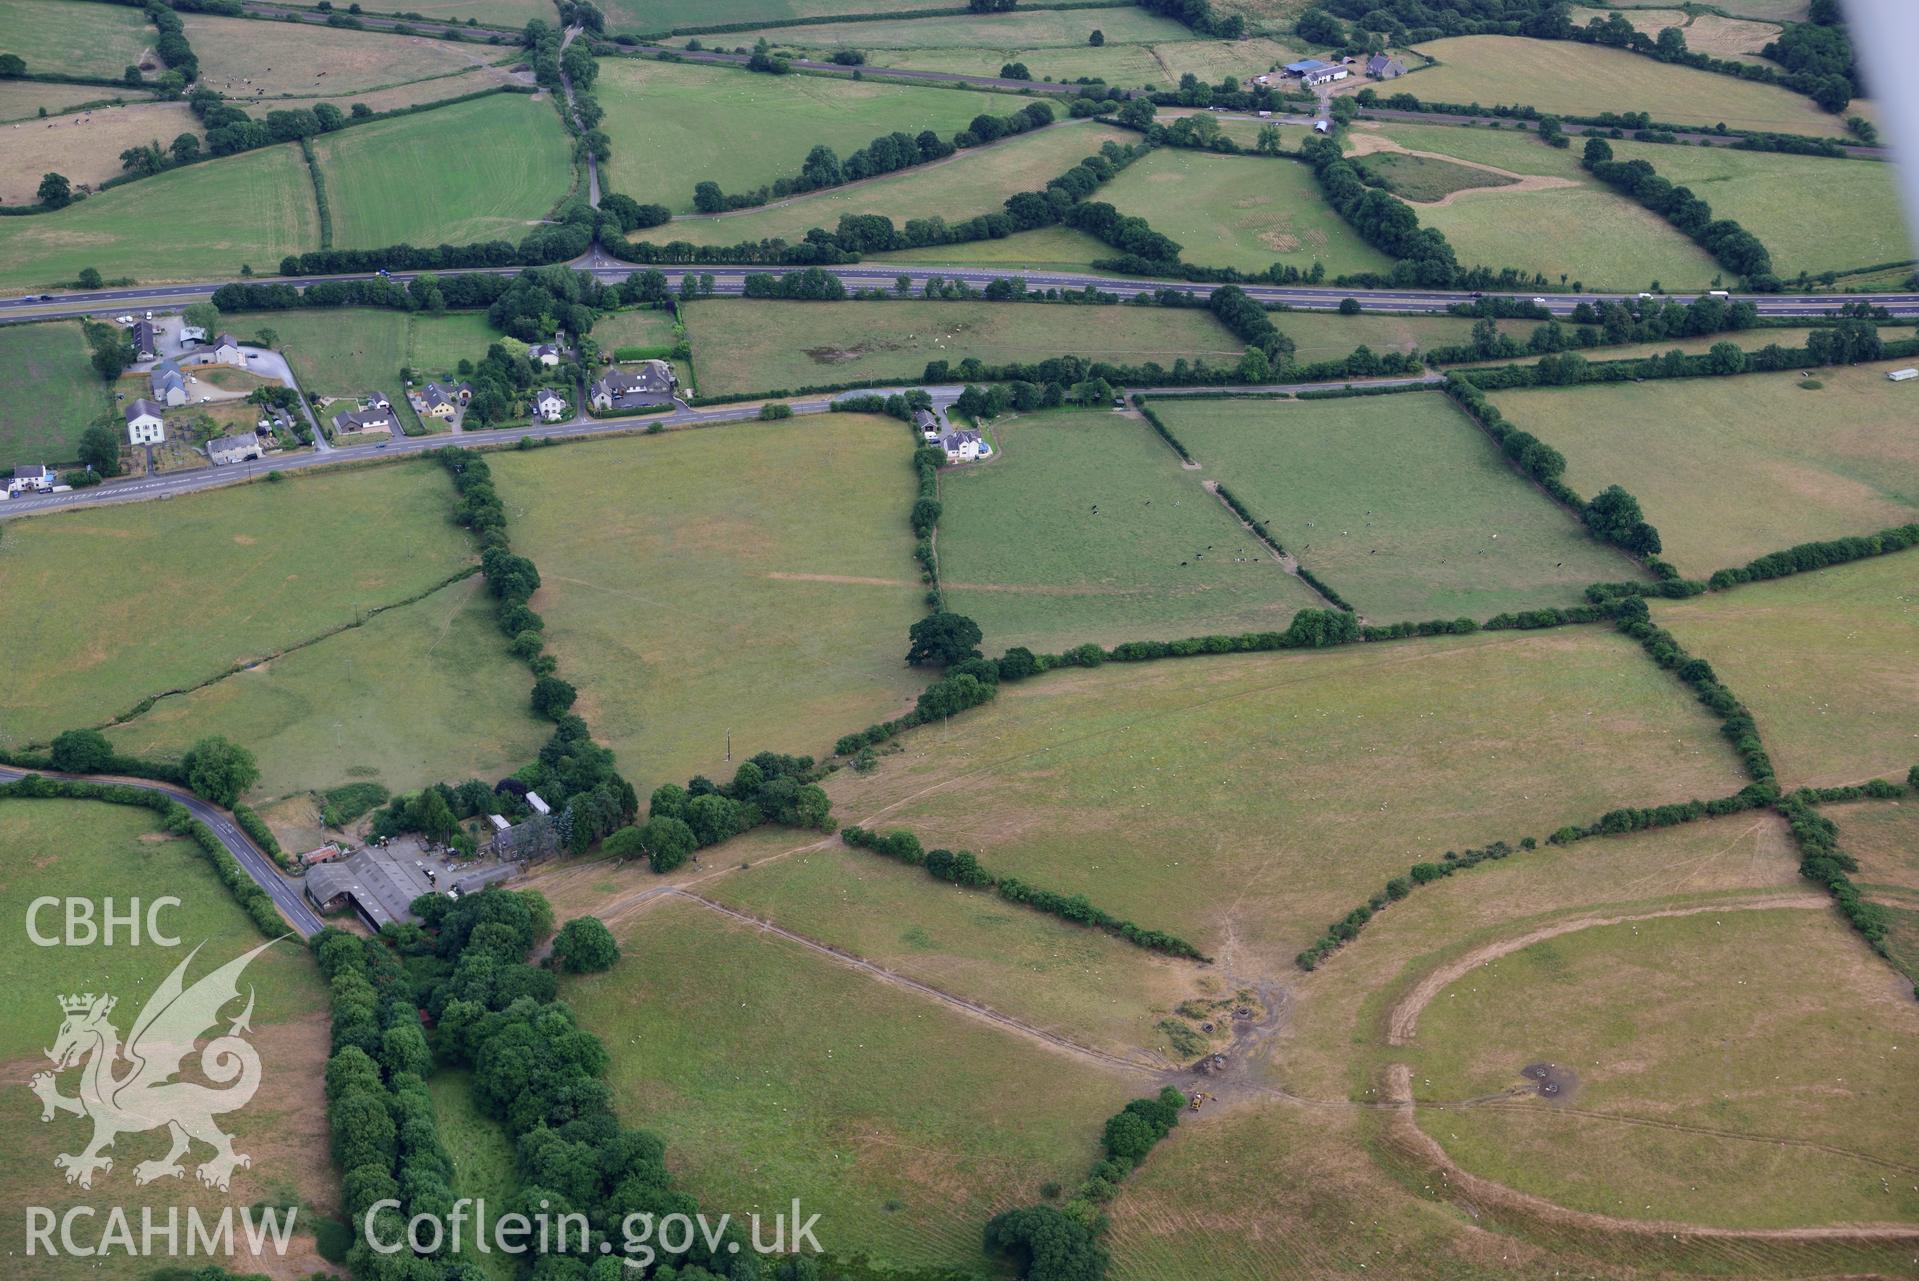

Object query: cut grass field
[1099,149,1393,277]
[0,0,158,81]
[489,418,928,788]
[224,307,509,397]
[823,627,1746,977]
[0,100,201,200]
[701,840,1206,1061]
[0,799,336,1280]
[600,59,1027,214]
[1607,142,1914,277]
[1567,6,1781,58]
[562,894,1139,1274]
[1657,551,1919,790]
[313,93,571,249]
[1832,801,1919,893]
[632,121,1132,248]
[601,0,956,36]
[0,141,319,290]
[1358,122,1720,289]
[0,79,132,123]
[707,7,1193,54]
[681,298,1246,396]
[590,306,677,352]
[1485,361,1919,578]
[1404,907,1919,1227]
[937,409,1323,652]
[0,320,108,469]
[263,64,526,117]
[1404,36,1852,137]
[0,459,473,743]
[107,574,548,802]
[1155,394,1639,621]
[184,13,494,97]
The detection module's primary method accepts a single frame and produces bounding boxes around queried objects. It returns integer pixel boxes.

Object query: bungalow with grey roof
[206,433,263,466]
[149,359,187,407]
[331,403,396,436]
[125,399,167,444]
[7,463,54,495]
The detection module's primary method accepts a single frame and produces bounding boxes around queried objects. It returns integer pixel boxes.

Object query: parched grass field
[0,100,202,197]
[1404,36,1851,137]
[0,141,319,289]
[1607,142,1913,277]
[1404,907,1919,1227]
[184,13,495,97]
[600,59,1026,213]
[225,307,509,396]
[937,409,1322,652]
[489,418,928,788]
[633,121,1132,248]
[600,0,957,36]
[0,0,158,80]
[877,223,1113,272]
[704,840,1204,1060]
[710,7,1193,54]
[1099,149,1393,277]
[681,298,1245,396]
[1567,7,1781,58]
[846,37,1302,92]
[563,895,1139,1273]
[1360,123,1720,289]
[1486,362,1919,578]
[313,93,571,249]
[823,628,1746,976]
[0,79,132,124]
[265,64,525,117]
[0,460,473,743]
[1832,801,1919,893]
[107,575,548,801]
[0,320,108,468]
[1155,394,1639,622]
[0,800,336,1281]
[1657,551,1919,789]
[344,0,553,25]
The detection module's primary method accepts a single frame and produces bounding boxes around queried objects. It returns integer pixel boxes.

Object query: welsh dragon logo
[29,938,281,1192]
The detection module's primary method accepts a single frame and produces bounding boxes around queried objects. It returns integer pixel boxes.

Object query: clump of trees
[550,914,620,972]
[1581,138,1775,285]
[604,753,833,874]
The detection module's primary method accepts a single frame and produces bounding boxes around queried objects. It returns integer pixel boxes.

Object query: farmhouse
[590,360,677,411]
[7,463,54,495]
[124,399,167,443]
[206,433,264,466]
[940,429,989,463]
[530,342,563,366]
[1367,54,1407,78]
[331,402,397,436]
[149,359,187,407]
[534,387,568,421]
[130,320,158,361]
[1303,64,1349,85]
[208,334,247,366]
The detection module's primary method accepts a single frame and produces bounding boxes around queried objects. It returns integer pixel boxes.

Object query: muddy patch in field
[1521,1061,1578,1103]
[1257,229,1301,252]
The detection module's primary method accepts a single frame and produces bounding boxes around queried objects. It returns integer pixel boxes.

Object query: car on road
[39,294,53,301]
[116,315,133,324]
[1532,296,1548,305]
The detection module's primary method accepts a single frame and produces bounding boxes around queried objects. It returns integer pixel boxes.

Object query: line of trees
[603,754,833,874]
[694,101,1057,212]
[1302,135,1460,287]
[1457,322,1916,391]
[1581,137,1776,284]
[1426,294,1761,364]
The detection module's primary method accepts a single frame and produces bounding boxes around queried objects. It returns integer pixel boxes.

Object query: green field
[224,307,510,399]
[313,94,571,249]
[1155,394,1640,621]
[1099,149,1393,277]
[563,894,1139,1273]
[634,121,1132,249]
[877,223,1113,272]
[107,574,548,801]
[0,0,158,80]
[682,298,1246,396]
[703,840,1205,1060]
[708,7,1191,54]
[1353,150,1516,202]
[1658,551,1919,789]
[426,1072,520,1281]
[490,417,928,788]
[0,142,319,289]
[601,0,958,36]
[591,306,678,352]
[0,799,336,1280]
[1451,323,1819,371]
[824,628,1745,976]
[184,13,493,97]
[0,460,474,743]
[937,409,1322,651]
[1607,142,1914,277]
[1406,907,1919,1226]
[1486,361,1919,578]
[1275,309,1510,362]
[0,321,109,469]
[600,59,1027,213]
[1404,36,1852,137]
[1834,801,1919,892]
[881,36,1305,89]
[1362,123,1721,289]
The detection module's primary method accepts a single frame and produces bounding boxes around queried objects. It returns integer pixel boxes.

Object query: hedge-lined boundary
[1781,793,1906,994]
[1581,138,1774,283]
[234,802,288,867]
[1210,481,1353,611]
[1708,523,1919,591]
[841,824,1210,960]
[299,135,332,250]
[627,0,1120,40]
[0,777,285,936]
